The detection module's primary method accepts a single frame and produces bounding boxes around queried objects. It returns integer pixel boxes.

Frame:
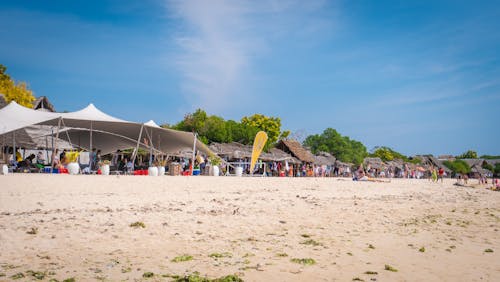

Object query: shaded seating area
[0,101,213,175]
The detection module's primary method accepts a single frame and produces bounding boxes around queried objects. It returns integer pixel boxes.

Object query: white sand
[0,175,499,281]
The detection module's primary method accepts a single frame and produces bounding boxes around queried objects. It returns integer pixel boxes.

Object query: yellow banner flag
[250,131,268,174]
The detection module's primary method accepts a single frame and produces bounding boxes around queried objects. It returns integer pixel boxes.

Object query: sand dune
[0,175,499,281]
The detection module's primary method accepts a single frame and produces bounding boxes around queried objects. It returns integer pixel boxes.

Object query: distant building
[438,155,455,161]
[32,96,56,112]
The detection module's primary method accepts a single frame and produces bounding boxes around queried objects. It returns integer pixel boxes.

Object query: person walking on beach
[438,167,444,182]
[431,168,438,182]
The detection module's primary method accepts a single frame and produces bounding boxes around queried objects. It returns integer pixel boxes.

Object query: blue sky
[1,0,499,156]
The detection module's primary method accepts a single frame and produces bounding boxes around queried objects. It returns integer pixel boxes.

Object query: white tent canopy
[0,101,212,157]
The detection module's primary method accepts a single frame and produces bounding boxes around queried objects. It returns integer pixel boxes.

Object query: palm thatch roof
[208,142,300,163]
[470,164,491,176]
[33,96,56,112]
[485,159,500,166]
[209,142,252,159]
[385,159,404,169]
[416,155,451,173]
[276,139,315,163]
[363,157,385,170]
[314,151,336,166]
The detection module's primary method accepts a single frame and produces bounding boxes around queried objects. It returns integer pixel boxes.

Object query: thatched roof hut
[276,139,315,163]
[385,159,404,170]
[416,155,451,173]
[209,142,252,159]
[314,152,336,166]
[33,96,56,112]
[470,164,492,178]
[208,142,300,163]
[261,148,301,164]
[363,157,385,170]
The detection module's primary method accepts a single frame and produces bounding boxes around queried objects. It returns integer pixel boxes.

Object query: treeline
[163,109,289,151]
[166,110,421,165]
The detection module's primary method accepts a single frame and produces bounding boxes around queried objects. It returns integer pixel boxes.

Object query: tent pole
[144,127,153,167]
[89,121,93,169]
[131,124,144,166]
[51,118,62,172]
[45,135,49,164]
[51,127,54,164]
[13,131,16,165]
[60,119,73,147]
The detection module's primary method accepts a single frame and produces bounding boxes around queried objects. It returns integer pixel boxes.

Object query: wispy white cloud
[165,0,334,112]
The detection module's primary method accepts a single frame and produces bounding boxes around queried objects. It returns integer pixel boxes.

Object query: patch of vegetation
[384,264,398,272]
[290,258,316,265]
[300,239,321,246]
[364,271,378,275]
[368,244,375,249]
[419,247,425,252]
[276,253,288,257]
[172,273,243,282]
[62,279,75,282]
[26,270,46,280]
[209,252,232,259]
[171,255,193,262]
[352,278,364,281]
[130,221,146,228]
[242,253,254,258]
[26,227,38,234]
[484,249,494,253]
[0,273,5,277]
[121,267,132,273]
[143,272,154,278]
[11,272,25,280]
[347,252,353,256]
[300,234,311,238]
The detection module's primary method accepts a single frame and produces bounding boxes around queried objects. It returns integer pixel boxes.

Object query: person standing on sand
[438,167,444,182]
[431,168,438,182]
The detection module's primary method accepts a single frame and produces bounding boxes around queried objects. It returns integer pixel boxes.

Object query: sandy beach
[0,175,499,281]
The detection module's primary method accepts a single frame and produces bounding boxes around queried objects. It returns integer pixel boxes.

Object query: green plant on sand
[130,221,146,228]
[384,264,398,272]
[290,258,316,265]
[171,255,193,263]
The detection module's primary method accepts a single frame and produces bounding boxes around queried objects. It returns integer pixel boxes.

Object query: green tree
[225,120,259,144]
[204,115,229,143]
[303,128,368,165]
[0,64,36,108]
[443,160,471,175]
[241,114,285,149]
[482,162,494,172]
[171,109,262,145]
[456,150,478,159]
[172,108,208,133]
[480,155,500,159]
[370,146,420,164]
[494,163,500,177]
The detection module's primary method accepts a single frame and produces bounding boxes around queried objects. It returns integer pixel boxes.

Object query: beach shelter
[0,101,213,163]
